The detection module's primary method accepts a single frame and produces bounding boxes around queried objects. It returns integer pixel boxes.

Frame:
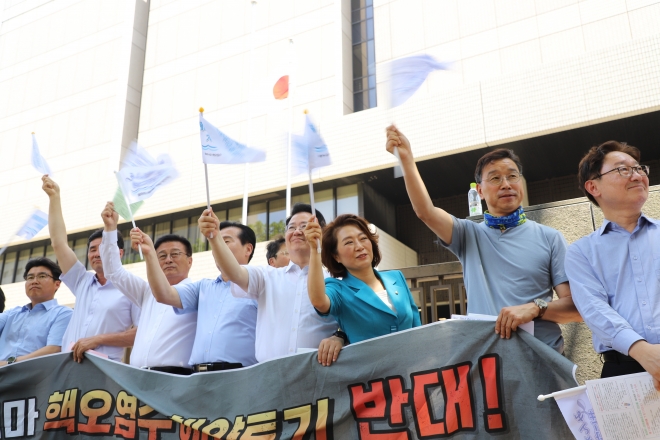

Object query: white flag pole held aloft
[291,111,331,253]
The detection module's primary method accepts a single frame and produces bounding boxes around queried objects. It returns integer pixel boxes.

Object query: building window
[351,0,376,112]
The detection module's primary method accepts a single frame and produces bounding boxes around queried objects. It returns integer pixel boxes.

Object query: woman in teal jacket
[306,214,421,356]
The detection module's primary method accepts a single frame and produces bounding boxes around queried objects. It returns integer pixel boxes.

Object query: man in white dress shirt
[198,203,345,366]
[99,202,197,375]
[42,176,139,363]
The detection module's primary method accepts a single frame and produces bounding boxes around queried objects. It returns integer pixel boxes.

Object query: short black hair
[88,228,124,250]
[24,257,62,281]
[285,203,326,228]
[474,149,523,183]
[577,141,642,206]
[0,287,5,313]
[266,236,286,262]
[219,221,256,262]
[154,234,193,256]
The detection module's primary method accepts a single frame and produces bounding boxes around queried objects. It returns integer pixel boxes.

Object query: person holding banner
[0,258,72,366]
[385,126,581,353]
[305,214,421,345]
[199,203,344,366]
[99,202,197,375]
[41,176,139,363]
[131,222,258,372]
[567,141,659,387]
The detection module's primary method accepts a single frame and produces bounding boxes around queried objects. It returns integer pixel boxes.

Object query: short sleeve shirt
[61,261,140,361]
[443,217,569,351]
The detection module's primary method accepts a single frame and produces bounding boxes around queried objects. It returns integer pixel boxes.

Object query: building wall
[2,0,660,247]
[0,0,148,242]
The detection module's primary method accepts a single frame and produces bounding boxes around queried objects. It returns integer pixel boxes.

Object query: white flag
[31,133,52,175]
[386,54,450,108]
[554,386,603,440]
[16,209,48,240]
[249,47,297,115]
[291,114,331,176]
[116,141,179,204]
[199,114,266,164]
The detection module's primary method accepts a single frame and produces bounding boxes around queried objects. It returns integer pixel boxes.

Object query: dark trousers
[601,350,646,378]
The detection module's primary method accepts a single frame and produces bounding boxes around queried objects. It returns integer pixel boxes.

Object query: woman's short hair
[577,140,641,207]
[321,214,381,278]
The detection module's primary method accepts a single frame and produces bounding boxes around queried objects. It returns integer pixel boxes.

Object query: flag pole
[286,38,294,216]
[200,108,214,239]
[308,170,321,253]
[242,0,257,226]
[114,171,143,260]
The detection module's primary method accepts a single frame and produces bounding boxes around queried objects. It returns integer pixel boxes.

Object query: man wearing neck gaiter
[385,125,582,353]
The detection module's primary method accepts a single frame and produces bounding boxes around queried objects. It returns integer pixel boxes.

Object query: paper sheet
[587,372,660,440]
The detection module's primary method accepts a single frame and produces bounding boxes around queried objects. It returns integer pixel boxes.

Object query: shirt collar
[284,260,308,274]
[212,274,230,285]
[22,298,59,311]
[599,213,655,235]
[88,271,113,288]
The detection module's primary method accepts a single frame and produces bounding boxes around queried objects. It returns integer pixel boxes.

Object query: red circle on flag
[273,75,289,100]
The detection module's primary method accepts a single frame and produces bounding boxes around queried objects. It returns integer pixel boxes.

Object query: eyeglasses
[594,165,650,179]
[286,223,308,233]
[24,273,57,282]
[157,251,189,261]
[484,172,522,186]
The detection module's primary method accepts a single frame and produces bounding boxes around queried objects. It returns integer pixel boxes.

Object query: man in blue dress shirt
[567,141,658,387]
[0,258,72,366]
[131,221,258,373]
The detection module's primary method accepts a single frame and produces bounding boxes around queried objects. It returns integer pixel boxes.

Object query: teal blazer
[321,269,421,344]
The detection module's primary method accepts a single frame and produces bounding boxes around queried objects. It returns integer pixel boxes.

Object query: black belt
[602,350,640,364]
[192,362,243,373]
[143,366,192,375]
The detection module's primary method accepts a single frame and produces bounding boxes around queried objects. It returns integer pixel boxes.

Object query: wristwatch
[332,329,349,345]
[534,298,548,319]
[6,356,16,364]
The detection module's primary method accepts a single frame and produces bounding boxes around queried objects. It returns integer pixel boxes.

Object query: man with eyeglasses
[42,176,139,363]
[131,220,258,373]
[0,258,72,366]
[98,202,197,375]
[266,236,290,268]
[566,141,659,387]
[386,126,581,353]
[198,203,344,366]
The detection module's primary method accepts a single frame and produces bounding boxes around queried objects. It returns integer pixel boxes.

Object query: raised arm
[199,209,250,291]
[304,218,331,314]
[100,202,148,306]
[130,228,183,308]
[385,126,454,244]
[41,176,78,273]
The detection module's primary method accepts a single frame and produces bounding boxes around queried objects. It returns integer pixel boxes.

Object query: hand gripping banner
[0,321,576,439]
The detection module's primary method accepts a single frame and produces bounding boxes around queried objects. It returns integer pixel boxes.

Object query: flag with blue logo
[31,133,52,175]
[388,54,450,108]
[199,114,266,165]
[16,209,48,240]
[291,113,331,176]
[116,141,179,204]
